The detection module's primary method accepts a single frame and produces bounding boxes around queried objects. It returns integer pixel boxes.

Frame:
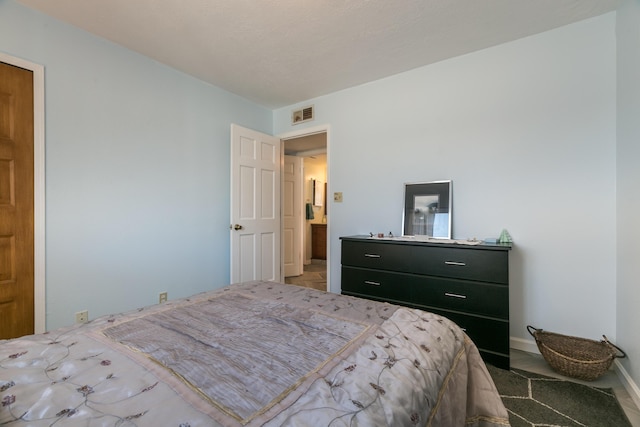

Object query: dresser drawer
[426,308,510,355]
[413,277,508,319]
[342,240,415,273]
[342,266,412,303]
[410,246,509,284]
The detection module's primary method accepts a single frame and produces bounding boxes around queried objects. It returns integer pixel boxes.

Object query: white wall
[274,14,618,344]
[616,0,640,399]
[0,1,272,330]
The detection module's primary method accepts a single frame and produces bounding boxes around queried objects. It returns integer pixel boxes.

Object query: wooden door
[0,62,34,339]
[283,155,303,277]
[230,124,281,284]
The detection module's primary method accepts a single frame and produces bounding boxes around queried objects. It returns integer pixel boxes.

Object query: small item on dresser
[498,229,512,243]
[484,238,498,244]
[377,233,384,238]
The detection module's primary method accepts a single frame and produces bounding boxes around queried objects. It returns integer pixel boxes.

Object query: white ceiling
[284,132,327,156]
[17,0,619,109]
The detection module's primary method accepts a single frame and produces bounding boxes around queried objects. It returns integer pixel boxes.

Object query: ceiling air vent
[292,105,314,125]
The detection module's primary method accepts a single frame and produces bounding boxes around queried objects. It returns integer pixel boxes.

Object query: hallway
[285,260,327,291]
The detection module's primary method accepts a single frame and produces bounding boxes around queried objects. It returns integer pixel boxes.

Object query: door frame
[0,52,46,334]
[278,124,330,291]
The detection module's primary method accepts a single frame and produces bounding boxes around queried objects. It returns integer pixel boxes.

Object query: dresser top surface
[340,235,512,251]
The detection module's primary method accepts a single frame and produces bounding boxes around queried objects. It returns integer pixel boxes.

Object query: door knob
[233,224,243,230]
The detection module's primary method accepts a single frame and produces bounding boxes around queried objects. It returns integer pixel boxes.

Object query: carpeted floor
[487,365,632,427]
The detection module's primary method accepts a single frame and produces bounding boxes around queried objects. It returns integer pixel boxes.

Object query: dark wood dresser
[311,224,327,260]
[340,235,511,369]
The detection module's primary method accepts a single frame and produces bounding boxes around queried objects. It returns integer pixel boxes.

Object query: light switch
[334,192,343,202]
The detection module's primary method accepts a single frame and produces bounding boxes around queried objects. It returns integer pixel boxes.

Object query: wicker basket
[527,325,626,381]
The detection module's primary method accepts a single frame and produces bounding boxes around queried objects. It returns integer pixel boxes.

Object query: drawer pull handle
[444,292,467,299]
[364,254,381,258]
[364,281,381,286]
[444,261,466,266]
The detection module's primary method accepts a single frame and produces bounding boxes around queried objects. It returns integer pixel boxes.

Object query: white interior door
[230,124,281,284]
[283,155,303,277]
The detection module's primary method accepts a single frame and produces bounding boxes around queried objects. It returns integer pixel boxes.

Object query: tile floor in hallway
[284,259,327,291]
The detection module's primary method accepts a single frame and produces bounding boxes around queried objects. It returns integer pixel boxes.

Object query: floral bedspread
[0,281,509,426]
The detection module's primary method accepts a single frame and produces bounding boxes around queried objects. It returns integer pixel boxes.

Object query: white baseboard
[510,336,540,354]
[614,359,640,411]
[511,336,640,410]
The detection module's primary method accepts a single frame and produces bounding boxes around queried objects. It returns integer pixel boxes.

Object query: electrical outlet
[334,192,343,202]
[159,292,168,304]
[75,310,88,324]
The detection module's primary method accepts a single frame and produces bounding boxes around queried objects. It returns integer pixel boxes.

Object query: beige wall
[303,155,327,262]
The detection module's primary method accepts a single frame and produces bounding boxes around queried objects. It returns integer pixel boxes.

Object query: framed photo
[402,181,452,239]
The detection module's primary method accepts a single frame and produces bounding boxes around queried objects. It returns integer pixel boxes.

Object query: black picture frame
[402,181,452,239]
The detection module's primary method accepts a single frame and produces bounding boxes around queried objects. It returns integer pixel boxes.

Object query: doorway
[0,53,45,335]
[282,131,328,291]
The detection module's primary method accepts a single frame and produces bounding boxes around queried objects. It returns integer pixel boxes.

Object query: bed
[0,281,509,426]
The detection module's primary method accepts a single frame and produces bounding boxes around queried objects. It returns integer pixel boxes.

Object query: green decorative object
[499,229,512,244]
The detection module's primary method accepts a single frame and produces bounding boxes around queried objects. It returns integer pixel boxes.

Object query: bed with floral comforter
[0,281,509,426]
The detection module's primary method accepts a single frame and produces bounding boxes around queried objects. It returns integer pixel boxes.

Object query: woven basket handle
[527,325,541,337]
[602,335,627,358]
